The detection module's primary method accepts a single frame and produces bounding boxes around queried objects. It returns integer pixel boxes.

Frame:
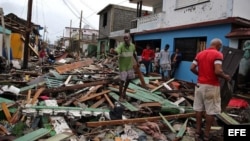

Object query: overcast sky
[0,0,148,43]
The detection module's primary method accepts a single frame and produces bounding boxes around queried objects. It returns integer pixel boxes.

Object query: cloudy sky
[0,0,147,43]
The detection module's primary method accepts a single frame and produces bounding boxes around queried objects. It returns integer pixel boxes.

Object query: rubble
[0,54,250,141]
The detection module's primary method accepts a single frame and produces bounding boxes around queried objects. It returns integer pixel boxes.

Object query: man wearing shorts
[110,33,138,102]
[190,38,231,141]
[159,44,171,80]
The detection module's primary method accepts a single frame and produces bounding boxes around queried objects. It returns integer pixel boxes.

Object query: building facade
[97,4,137,58]
[63,26,98,56]
[129,0,250,85]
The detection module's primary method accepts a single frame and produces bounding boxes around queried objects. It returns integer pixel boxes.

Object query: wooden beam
[31,87,45,104]
[151,78,174,92]
[104,94,114,108]
[77,90,111,102]
[139,102,161,108]
[86,112,195,127]
[1,103,12,123]
[90,97,106,108]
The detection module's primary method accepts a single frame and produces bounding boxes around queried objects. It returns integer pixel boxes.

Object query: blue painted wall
[134,24,232,83]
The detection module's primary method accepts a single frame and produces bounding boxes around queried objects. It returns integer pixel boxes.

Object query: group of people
[112,33,231,141]
[38,42,55,65]
[140,43,182,80]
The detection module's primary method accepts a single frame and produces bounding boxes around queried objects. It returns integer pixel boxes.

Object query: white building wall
[163,0,231,27]
[232,0,250,20]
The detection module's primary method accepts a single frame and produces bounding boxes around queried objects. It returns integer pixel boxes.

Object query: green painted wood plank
[19,82,45,92]
[131,79,141,85]
[108,92,138,111]
[176,118,189,138]
[108,87,152,102]
[219,112,240,125]
[128,83,149,92]
[49,70,66,79]
[0,97,15,104]
[45,78,63,88]
[45,132,73,141]
[14,128,50,141]
[159,113,176,133]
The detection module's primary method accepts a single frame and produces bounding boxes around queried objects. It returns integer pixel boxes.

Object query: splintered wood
[54,59,94,74]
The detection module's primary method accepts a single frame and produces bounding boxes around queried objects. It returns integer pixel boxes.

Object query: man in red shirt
[141,44,155,76]
[190,38,231,141]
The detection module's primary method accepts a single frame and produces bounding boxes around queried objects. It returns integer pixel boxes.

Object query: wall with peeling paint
[163,0,249,28]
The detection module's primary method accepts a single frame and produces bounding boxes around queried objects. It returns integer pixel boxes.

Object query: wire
[62,0,80,19]
[41,0,46,26]
[20,0,28,18]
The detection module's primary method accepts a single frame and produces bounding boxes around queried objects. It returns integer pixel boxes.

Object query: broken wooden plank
[104,94,114,108]
[108,87,152,102]
[139,102,161,108]
[0,124,11,135]
[19,82,45,92]
[44,132,73,141]
[86,112,195,127]
[77,90,111,102]
[55,59,93,74]
[108,92,138,111]
[26,90,31,103]
[175,118,188,139]
[90,97,106,108]
[31,87,46,104]
[10,107,21,124]
[13,128,50,141]
[216,112,240,125]
[64,75,72,86]
[1,102,12,123]
[45,77,64,88]
[159,113,176,133]
[151,78,175,92]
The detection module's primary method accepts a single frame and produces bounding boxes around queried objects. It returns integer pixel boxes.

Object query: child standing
[39,47,46,65]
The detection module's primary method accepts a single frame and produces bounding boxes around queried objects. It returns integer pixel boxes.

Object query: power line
[62,0,80,19]
[41,0,46,26]
[78,0,96,13]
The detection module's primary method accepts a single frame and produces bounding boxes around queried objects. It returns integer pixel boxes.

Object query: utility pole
[43,26,46,41]
[69,20,72,52]
[78,10,83,59]
[22,0,33,69]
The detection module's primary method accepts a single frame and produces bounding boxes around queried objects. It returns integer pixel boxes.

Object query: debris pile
[0,54,250,141]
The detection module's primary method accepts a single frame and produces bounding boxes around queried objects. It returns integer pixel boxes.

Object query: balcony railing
[71,34,98,43]
[130,12,166,33]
